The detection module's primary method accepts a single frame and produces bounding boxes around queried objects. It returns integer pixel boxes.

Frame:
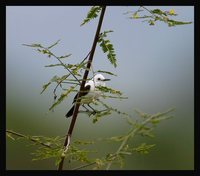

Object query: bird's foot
[88,110,98,117]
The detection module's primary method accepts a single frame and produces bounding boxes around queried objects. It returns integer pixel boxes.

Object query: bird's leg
[87,104,97,115]
[82,104,90,112]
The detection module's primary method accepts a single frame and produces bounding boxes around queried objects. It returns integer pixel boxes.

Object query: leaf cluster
[98,30,117,68]
[96,85,122,96]
[6,107,174,169]
[129,7,192,27]
[102,108,174,169]
[23,41,91,111]
[81,6,102,26]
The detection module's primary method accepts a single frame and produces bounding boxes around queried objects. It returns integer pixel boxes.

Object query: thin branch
[141,6,156,17]
[62,81,80,85]
[58,6,107,170]
[72,162,96,170]
[140,6,164,19]
[102,95,128,99]
[53,74,71,99]
[105,108,174,170]
[80,50,91,65]
[6,130,52,148]
[39,46,81,84]
[53,50,91,99]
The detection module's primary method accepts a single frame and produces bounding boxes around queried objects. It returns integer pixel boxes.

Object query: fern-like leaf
[49,86,75,110]
[81,6,102,26]
[98,30,117,68]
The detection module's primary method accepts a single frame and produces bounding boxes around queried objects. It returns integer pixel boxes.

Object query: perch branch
[58,6,106,170]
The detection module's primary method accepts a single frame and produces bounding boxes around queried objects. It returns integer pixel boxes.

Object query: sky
[6,6,194,170]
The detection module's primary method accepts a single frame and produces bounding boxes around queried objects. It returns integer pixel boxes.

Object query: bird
[65,74,110,118]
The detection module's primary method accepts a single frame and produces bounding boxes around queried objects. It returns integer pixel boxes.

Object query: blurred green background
[6,6,194,170]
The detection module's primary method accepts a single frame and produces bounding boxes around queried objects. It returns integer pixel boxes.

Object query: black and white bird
[65,74,110,118]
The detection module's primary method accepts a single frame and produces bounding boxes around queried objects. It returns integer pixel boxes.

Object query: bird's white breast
[80,80,96,104]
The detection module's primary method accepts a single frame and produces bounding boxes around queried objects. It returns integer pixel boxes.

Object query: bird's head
[93,74,110,87]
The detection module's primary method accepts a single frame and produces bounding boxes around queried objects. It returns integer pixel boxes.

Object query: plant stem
[105,108,174,170]
[58,6,107,170]
[72,162,96,170]
[41,46,81,84]
[6,130,52,148]
[141,6,156,17]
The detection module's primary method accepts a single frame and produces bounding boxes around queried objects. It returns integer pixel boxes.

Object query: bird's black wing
[72,84,91,104]
[66,85,91,118]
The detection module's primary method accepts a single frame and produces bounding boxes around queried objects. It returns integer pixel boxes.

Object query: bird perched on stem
[65,74,110,118]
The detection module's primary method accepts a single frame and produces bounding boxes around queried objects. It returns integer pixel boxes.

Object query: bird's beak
[103,79,111,81]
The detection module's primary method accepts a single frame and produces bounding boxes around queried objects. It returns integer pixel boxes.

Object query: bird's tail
[65,105,75,118]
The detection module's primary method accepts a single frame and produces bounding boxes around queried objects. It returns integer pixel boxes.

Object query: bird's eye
[97,78,101,81]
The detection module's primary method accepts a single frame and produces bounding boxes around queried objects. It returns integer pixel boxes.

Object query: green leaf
[133,12,139,19]
[45,64,62,67]
[6,132,15,140]
[49,86,75,110]
[81,6,102,26]
[151,9,167,16]
[59,54,72,59]
[138,128,155,138]
[40,82,51,94]
[151,119,160,124]
[109,135,126,142]
[98,31,117,68]
[167,19,192,27]
[148,20,155,26]
[41,49,51,56]
[68,145,93,163]
[96,70,117,76]
[130,15,152,19]
[92,110,111,123]
[40,74,70,94]
[99,30,113,38]
[32,147,63,162]
[47,39,60,49]
[134,109,151,118]
[132,143,155,155]
[119,151,132,155]
[50,75,61,82]
[96,86,122,96]
[55,150,63,166]
[74,140,94,145]
[94,158,104,169]
[22,43,42,48]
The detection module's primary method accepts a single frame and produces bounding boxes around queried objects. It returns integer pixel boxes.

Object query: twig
[72,162,96,170]
[62,81,80,85]
[53,50,91,98]
[140,6,164,19]
[53,74,71,99]
[105,108,174,169]
[80,50,91,65]
[102,95,128,99]
[6,130,52,148]
[39,46,81,84]
[141,6,156,17]
[58,6,107,170]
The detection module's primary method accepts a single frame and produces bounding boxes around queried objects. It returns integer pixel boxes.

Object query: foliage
[6,108,174,169]
[81,7,117,68]
[103,108,174,169]
[95,70,117,76]
[7,6,192,170]
[128,6,192,27]
[98,30,117,68]
[81,6,102,26]
[49,86,76,111]
[96,85,122,96]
